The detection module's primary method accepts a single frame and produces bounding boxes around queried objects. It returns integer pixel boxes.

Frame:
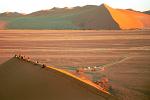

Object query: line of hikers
[14,54,46,68]
[94,77,113,93]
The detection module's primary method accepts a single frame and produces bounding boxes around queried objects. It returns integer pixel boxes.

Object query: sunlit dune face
[118,9,150,28]
[47,66,110,94]
[105,5,144,29]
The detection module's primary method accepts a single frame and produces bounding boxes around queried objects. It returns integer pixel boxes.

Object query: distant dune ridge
[0,12,23,17]
[0,3,150,30]
[0,57,115,100]
[143,10,150,15]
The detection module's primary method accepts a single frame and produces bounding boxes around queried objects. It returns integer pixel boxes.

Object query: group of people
[94,77,113,92]
[14,54,47,68]
[75,66,105,73]
[74,67,111,92]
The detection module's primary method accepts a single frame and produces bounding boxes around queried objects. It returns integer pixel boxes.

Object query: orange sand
[104,4,150,29]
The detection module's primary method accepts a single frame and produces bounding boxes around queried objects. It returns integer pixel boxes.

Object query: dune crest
[0,57,115,100]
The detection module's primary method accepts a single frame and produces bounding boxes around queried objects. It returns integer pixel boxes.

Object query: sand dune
[0,4,150,30]
[104,4,150,29]
[0,57,114,100]
[143,10,150,15]
[74,4,120,30]
[0,12,23,17]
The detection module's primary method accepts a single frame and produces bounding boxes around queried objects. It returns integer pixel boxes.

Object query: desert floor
[0,30,150,100]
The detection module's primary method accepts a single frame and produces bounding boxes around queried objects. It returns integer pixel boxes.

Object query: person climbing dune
[14,54,17,58]
[42,64,46,68]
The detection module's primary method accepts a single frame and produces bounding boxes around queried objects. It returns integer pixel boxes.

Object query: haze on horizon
[0,0,150,14]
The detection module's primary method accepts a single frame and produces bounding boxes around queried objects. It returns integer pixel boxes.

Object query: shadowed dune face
[28,6,98,16]
[0,21,7,29]
[73,4,120,30]
[0,57,113,100]
[143,11,150,15]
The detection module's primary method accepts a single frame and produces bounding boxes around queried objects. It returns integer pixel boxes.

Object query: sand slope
[73,4,120,30]
[104,4,150,29]
[0,57,114,100]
